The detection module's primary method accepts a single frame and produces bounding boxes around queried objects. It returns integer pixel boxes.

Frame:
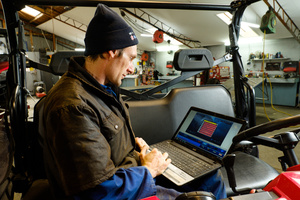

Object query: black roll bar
[21,0,233,11]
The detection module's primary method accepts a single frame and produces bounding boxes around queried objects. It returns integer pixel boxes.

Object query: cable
[41,30,52,52]
[267,77,300,128]
[261,29,294,122]
[266,76,293,116]
[262,29,271,121]
[122,13,150,34]
[121,9,201,45]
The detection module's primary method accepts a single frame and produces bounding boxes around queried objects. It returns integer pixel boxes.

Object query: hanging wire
[41,30,52,51]
[121,9,200,45]
[266,76,292,116]
[262,29,294,122]
[122,13,149,34]
[262,29,271,121]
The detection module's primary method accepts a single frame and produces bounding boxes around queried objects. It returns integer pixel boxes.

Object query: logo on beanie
[129,32,137,41]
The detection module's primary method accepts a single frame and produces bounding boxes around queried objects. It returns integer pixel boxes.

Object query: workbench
[253,77,300,107]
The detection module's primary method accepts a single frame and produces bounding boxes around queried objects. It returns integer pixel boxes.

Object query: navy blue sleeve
[73,166,156,200]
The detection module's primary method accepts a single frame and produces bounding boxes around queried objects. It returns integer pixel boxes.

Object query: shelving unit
[250,58,290,73]
[249,58,300,107]
[251,58,290,62]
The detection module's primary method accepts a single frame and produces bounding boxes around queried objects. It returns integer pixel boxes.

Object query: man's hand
[139,145,171,178]
[135,137,149,152]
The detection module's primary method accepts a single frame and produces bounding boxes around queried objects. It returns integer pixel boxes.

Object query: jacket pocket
[101,112,124,141]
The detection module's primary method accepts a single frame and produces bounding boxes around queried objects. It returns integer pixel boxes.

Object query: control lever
[223,154,254,195]
[223,154,237,193]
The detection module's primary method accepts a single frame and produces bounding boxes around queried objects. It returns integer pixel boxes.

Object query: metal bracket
[213,53,233,66]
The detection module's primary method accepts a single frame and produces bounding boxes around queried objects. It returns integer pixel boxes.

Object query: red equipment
[153,30,164,43]
[263,165,300,200]
[141,52,149,61]
[141,196,160,200]
[220,165,300,200]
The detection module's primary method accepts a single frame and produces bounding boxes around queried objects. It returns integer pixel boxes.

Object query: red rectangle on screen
[198,120,217,137]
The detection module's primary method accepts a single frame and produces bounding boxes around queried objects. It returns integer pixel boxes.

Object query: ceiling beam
[121,8,201,48]
[263,0,300,43]
[26,7,87,32]
[53,14,87,32]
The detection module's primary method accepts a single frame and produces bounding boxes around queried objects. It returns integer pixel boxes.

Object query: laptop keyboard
[150,141,214,177]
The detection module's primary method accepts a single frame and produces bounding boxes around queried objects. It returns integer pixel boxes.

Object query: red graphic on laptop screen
[198,120,217,137]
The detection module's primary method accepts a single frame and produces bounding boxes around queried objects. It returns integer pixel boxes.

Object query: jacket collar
[67,56,121,99]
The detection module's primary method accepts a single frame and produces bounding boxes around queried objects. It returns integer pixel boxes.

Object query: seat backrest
[49,51,84,75]
[126,85,234,145]
[0,111,13,200]
[29,96,47,180]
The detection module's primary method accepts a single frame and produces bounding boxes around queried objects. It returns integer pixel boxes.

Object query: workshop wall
[152,51,179,76]
[206,37,300,77]
[23,32,84,52]
[151,37,300,80]
[239,37,300,74]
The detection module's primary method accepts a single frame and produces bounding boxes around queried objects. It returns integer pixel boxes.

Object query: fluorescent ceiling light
[140,34,153,37]
[21,6,41,17]
[75,48,85,51]
[156,45,179,52]
[217,12,259,38]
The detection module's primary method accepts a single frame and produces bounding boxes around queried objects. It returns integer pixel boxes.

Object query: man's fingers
[165,158,172,165]
[140,145,149,154]
[162,152,169,160]
[136,137,149,150]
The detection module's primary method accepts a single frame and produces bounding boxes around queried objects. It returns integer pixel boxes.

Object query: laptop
[150,106,246,186]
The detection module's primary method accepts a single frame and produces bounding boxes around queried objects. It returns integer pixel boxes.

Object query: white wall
[151,51,178,76]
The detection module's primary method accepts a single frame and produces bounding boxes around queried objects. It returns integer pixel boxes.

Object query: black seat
[220,151,279,195]
[22,97,55,200]
[0,111,14,200]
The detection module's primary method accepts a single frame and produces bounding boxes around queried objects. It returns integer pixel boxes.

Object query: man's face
[105,45,137,86]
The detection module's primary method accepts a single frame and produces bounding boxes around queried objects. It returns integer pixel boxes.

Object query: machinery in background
[34,81,46,98]
[260,7,276,34]
[282,61,300,79]
[254,60,300,107]
[208,65,230,84]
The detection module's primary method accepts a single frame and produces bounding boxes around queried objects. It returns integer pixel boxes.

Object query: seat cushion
[220,151,280,196]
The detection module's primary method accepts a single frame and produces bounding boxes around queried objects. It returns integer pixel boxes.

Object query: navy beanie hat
[84,4,139,56]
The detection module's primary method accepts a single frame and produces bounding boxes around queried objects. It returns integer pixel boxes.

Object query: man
[41,4,226,200]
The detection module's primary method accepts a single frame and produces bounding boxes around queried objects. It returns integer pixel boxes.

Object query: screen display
[174,109,244,159]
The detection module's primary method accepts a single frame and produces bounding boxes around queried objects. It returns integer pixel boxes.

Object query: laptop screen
[173,107,245,160]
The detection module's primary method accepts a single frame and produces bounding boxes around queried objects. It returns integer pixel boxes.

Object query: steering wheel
[233,114,300,145]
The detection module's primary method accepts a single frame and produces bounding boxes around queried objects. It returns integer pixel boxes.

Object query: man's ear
[108,50,118,58]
